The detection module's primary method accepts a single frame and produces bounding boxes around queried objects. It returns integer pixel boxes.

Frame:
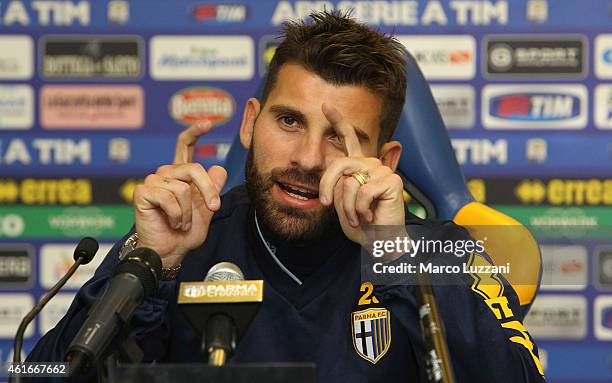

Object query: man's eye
[280,116,298,127]
[329,134,343,146]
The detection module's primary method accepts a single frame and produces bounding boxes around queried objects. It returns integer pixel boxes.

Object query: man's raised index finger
[173,120,213,164]
[321,103,363,158]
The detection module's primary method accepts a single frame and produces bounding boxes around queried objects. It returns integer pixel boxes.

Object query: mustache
[269,167,322,190]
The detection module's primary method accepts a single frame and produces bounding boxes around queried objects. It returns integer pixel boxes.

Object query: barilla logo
[169,86,235,127]
[482,85,587,129]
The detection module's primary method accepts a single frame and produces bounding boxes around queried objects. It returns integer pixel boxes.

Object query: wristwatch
[119,232,182,280]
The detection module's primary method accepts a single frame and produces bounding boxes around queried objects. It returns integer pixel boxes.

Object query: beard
[245,147,341,244]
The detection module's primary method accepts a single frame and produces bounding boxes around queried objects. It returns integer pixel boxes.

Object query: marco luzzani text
[370,236,511,276]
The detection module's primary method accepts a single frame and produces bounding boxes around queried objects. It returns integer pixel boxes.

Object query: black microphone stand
[12,237,99,383]
[13,259,82,364]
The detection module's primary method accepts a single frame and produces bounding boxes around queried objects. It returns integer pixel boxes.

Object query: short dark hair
[262,10,407,146]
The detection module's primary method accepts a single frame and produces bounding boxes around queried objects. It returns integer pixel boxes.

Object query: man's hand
[319,103,407,245]
[133,121,228,268]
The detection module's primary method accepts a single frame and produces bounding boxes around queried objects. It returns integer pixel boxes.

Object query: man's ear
[379,140,402,171]
[239,98,261,149]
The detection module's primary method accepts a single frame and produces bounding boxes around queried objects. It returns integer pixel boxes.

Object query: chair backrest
[222,53,541,309]
[391,53,540,309]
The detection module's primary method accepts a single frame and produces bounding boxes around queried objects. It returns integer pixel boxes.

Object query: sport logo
[351,308,391,364]
[484,35,586,77]
[482,85,587,129]
[169,87,235,127]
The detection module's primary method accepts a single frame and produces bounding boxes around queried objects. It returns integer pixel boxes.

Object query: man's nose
[289,134,325,172]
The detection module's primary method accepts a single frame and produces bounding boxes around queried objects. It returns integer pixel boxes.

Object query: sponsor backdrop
[0,0,611,381]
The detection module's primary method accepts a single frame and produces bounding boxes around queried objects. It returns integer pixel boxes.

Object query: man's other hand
[319,103,407,246]
[133,121,228,268]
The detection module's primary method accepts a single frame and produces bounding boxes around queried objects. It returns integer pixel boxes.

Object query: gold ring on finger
[351,170,370,186]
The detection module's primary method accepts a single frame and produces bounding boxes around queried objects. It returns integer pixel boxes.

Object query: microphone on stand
[13,237,99,364]
[65,247,162,378]
[178,262,263,366]
[203,262,244,366]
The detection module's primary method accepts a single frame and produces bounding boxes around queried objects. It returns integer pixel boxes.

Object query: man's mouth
[276,181,319,201]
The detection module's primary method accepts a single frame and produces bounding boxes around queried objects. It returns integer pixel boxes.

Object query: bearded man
[27,11,545,383]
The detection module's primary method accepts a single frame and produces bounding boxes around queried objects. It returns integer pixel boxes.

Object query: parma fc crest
[351,308,391,364]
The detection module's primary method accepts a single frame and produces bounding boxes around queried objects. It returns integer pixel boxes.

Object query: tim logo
[482,85,587,129]
[493,94,578,121]
[192,4,246,22]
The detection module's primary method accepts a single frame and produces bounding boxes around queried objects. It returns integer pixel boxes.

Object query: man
[27,11,545,382]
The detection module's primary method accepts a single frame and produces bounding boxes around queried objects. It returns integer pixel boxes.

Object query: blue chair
[222,52,541,312]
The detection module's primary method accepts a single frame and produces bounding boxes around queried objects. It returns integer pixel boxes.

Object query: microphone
[65,247,162,378]
[178,262,263,366]
[203,262,244,366]
[13,237,99,364]
[206,262,244,282]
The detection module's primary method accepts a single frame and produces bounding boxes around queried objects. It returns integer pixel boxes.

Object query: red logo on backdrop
[194,143,231,161]
[169,87,235,126]
[193,4,217,21]
[561,260,583,273]
[196,144,218,159]
[191,4,247,22]
[496,95,531,117]
[450,51,471,63]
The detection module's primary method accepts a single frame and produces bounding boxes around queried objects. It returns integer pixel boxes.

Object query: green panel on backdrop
[0,205,132,239]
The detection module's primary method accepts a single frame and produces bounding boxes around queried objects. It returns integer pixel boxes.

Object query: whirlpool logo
[482,85,587,129]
